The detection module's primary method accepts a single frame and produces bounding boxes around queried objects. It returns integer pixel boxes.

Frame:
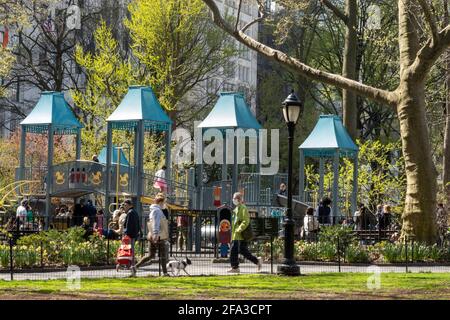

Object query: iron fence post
[158,241,161,277]
[9,237,13,281]
[106,232,110,265]
[40,240,44,269]
[337,236,341,273]
[270,236,273,274]
[405,237,409,273]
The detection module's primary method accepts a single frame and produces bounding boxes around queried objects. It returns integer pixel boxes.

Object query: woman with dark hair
[317,197,332,224]
[303,207,319,242]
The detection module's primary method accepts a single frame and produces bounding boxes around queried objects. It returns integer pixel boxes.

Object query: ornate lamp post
[277,91,302,276]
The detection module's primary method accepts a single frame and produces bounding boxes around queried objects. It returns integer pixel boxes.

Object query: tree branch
[417,0,440,44]
[202,0,397,107]
[409,24,450,81]
[241,0,266,33]
[320,0,348,25]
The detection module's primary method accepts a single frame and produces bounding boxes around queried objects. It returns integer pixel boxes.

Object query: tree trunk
[397,81,437,243]
[398,0,437,243]
[342,0,358,140]
[443,0,450,210]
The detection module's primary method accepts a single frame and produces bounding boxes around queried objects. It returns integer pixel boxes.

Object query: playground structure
[1,86,358,230]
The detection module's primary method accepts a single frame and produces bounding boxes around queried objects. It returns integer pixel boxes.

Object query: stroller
[116,235,134,271]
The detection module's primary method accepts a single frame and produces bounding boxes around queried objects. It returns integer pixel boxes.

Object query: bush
[344,244,370,263]
[319,225,356,247]
[1,228,121,269]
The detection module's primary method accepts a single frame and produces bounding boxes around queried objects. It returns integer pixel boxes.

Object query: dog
[166,257,192,276]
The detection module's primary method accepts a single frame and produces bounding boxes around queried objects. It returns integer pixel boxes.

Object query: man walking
[123,199,141,276]
[228,192,262,274]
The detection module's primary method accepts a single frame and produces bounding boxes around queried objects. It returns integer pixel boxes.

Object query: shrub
[344,244,371,263]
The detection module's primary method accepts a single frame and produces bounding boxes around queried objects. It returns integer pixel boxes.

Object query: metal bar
[299,149,305,202]
[318,157,324,200]
[19,125,26,181]
[45,124,54,229]
[105,122,113,220]
[165,129,172,196]
[9,237,13,281]
[136,121,144,220]
[351,156,358,216]
[76,128,82,160]
[332,151,340,222]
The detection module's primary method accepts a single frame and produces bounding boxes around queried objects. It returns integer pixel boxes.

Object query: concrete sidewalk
[2,259,450,281]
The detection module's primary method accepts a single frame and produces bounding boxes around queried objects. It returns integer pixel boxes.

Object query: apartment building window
[225,0,236,9]
[239,43,250,60]
[223,82,235,92]
[207,78,221,94]
[237,65,250,83]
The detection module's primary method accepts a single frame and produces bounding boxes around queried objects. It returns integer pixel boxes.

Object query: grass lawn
[0,273,449,300]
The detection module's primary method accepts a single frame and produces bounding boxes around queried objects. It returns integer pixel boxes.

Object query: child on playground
[154,165,167,193]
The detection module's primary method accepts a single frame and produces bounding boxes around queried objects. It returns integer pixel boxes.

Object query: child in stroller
[116,235,134,271]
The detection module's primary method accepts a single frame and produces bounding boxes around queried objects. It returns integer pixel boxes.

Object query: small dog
[166,257,192,276]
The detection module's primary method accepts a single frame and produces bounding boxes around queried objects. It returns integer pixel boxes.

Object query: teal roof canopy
[299,115,358,158]
[20,92,83,134]
[98,145,130,166]
[107,85,172,132]
[197,92,262,130]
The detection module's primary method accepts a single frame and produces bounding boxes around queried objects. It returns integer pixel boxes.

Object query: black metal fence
[1,211,450,281]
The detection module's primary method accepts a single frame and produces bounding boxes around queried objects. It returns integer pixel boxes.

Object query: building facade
[0,0,260,138]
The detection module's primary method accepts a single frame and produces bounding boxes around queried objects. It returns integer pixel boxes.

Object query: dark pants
[136,240,167,273]
[230,240,258,268]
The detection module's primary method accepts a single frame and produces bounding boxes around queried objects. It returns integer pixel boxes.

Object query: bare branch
[320,0,348,25]
[409,24,450,81]
[235,0,242,31]
[417,0,440,44]
[202,0,397,107]
[241,1,266,33]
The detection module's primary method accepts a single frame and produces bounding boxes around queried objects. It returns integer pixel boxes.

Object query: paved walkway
[2,259,450,281]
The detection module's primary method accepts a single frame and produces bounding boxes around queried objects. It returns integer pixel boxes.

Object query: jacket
[124,208,140,239]
[232,204,250,241]
[147,204,169,241]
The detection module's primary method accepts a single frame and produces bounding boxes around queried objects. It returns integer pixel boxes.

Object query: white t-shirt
[16,205,27,222]
[155,169,165,179]
[303,215,319,232]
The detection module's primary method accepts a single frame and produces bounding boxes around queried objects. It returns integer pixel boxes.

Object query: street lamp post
[277,91,302,276]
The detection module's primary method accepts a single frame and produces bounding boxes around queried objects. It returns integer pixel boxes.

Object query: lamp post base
[277,263,301,276]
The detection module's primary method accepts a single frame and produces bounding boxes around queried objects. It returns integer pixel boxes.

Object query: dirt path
[0,288,449,300]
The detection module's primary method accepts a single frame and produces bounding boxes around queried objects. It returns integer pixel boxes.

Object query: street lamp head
[282,91,302,124]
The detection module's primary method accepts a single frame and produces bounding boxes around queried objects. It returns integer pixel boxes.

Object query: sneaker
[227,267,240,274]
[256,257,262,272]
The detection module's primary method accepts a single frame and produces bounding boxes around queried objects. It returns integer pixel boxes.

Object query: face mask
[233,199,240,206]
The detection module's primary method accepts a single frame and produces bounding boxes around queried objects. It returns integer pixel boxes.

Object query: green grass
[0,273,449,299]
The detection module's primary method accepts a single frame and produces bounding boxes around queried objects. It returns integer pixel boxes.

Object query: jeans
[130,238,136,267]
[230,240,258,268]
[136,240,168,274]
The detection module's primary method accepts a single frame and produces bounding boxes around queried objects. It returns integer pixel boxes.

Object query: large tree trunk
[342,0,358,140]
[397,81,437,243]
[398,0,437,243]
[443,0,450,210]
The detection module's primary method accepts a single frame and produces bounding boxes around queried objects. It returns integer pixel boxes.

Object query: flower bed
[0,227,122,269]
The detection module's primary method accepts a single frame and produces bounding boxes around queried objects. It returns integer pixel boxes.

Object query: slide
[273,194,309,221]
